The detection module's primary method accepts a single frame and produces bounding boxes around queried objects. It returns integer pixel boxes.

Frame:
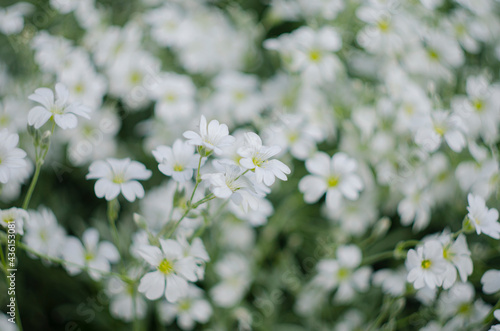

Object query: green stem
[107,199,120,251]
[187,155,204,207]
[21,163,42,210]
[484,298,500,325]
[22,121,56,210]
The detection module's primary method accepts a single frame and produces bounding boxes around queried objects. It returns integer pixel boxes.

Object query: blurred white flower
[138,239,200,302]
[238,132,291,186]
[158,285,213,330]
[466,193,500,239]
[299,152,363,210]
[28,83,91,129]
[313,245,371,302]
[62,228,119,280]
[0,129,27,184]
[0,2,33,35]
[86,158,152,202]
[406,240,446,289]
[415,110,467,153]
[24,207,66,261]
[0,207,28,235]
[106,270,147,322]
[210,253,251,307]
[153,140,199,183]
[183,115,235,155]
[481,269,500,294]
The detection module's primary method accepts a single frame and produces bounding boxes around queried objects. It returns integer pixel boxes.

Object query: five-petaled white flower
[299,152,363,210]
[0,129,27,184]
[138,239,201,302]
[86,158,152,202]
[237,132,291,186]
[466,193,500,239]
[183,115,235,155]
[28,83,91,129]
[406,240,447,289]
[153,139,200,183]
[62,228,120,280]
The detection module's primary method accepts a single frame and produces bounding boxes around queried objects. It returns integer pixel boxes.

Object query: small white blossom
[466,193,500,239]
[86,158,152,202]
[0,207,28,235]
[62,228,120,280]
[153,140,199,183]
[28,83,91,129]
[481,269,500,294]
[313,245,372,302]
[0,129,27,184]
[238,132,291,186]
[138,239,201,302]
[406,240,447,289]
[24,207,66,260]
[158,285,213,330]
[183,115,235,155]
[299,152,363,210]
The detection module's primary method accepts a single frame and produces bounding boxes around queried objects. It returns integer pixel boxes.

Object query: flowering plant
[1,0,500,330]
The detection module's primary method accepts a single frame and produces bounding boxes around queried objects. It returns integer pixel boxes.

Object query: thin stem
[0,243,6,268]
[107,199,120,251]
[22,164,42,210]
[188,155,204,206]
[22,121,56,210]
[484,298,500,325]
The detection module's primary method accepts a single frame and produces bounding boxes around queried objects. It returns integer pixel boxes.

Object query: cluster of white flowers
[1,0,500,330]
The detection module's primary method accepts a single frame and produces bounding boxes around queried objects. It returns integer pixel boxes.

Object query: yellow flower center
[421,259,431,269]
[158,259,174,275]
[173,164,184,172]
[113,174,125,184]
[130,71,142,84]
[327,176,340,188]
[433,125,446,136]
[457,303,471,315]
[74,83,85,94]
[85,252,94,261]
[309,50,322,62]
[427,49,440,61]
[179,300,191,311]
[377,19,390,32]
[337,267,350,280]
[473,99,484,112]
[234,91,247,101]
[165,93,177,102]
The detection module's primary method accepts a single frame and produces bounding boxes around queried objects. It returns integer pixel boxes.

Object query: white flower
[0,2,33,35]
[466,193,500,239]
[481,269,500,294]
[238,132,291,186]
[106,271,147,322]
[62,228,119,280]
[406,240,447,289]
[0,207,28,235]
[210,253,251,308]
[373,268,408,296]
[158,285,213,330]
[437,282,490,328]
[138,239,200,302]
[28,83,91,129]
[313,245,372,302]
[299,152,363,210]
[415,110,467,153]
[183,115,235,155]
[86,158,152,202]
[439,234,473,289]
[23,207,66,260]
[0,129,26,184]
[202,161,260,210]
[149,73,196,122]
[153,140,199,183]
